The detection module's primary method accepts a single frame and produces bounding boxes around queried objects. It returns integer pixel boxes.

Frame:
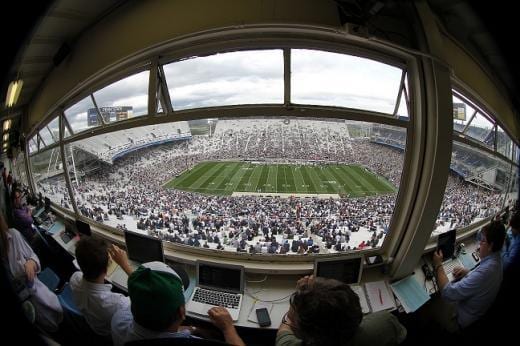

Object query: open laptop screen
[198,262,243,293]
[437,229,456,259]
[314,255,364,284]
[124,231,164,263]
[44,197,51,212]
[75,219,92,236]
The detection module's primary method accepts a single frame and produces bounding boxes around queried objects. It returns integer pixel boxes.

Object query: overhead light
[2,142,8,148]
[5,79,23,107]
[3,119,11,131]
[2,133,8,141]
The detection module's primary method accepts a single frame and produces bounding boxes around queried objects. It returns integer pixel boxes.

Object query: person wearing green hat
[111,261,245,346]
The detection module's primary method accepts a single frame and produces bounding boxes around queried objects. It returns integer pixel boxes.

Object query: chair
[38,267,60,292]
[57,283,112,346]
[125,337,228,346]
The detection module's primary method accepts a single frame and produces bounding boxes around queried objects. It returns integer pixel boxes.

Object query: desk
[107,262,297,330]
[45,221,79,257]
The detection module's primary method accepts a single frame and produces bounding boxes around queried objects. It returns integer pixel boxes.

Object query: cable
[245,290,293,303]
[246,275,268,283]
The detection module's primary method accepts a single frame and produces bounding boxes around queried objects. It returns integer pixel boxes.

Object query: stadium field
[165,161,396,197]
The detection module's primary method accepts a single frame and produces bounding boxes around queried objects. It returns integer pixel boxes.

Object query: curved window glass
[291,50,403,115]
[30,148,73,211]
[62,117,405,253]
[434,91,517,236]
[164,50,284,110]
[92,70,149,121]
[64,96,100,135]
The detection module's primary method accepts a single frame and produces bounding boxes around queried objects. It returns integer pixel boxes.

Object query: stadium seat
[57,283,112,346]
[38,267,60,292]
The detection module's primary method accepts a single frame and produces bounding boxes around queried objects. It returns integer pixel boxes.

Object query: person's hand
[296,275,314,289]
[432,249,443,267]
[24,259,37,282]
[208,306,234,332]
[108,244,129,267]
[452,267,469,281]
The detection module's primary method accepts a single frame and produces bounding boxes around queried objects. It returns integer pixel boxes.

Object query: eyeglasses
[281,312,296,329]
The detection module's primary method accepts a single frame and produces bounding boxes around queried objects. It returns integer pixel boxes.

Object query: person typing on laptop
[111,261,245,346]
[428,221,505,332]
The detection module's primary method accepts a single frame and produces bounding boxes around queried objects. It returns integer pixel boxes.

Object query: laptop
[75,219,92,237]
[437,229,463,281]
[314,255,369,313]
[313,255,364,285]
[108,231,164,289]
[186,261,245,321]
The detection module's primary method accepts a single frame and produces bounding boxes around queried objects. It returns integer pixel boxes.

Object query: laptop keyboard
[443,259,460,273]
[443,258,463,281]
[192,287,241,309]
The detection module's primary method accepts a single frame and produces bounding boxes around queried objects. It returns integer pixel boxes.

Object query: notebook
[185,261,245,321]
[437,229,464,281]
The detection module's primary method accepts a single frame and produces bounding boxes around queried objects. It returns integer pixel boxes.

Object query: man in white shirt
[70,237,134,338]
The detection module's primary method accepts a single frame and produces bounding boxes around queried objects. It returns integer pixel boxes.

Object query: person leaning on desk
[69,237,134,339]
[430,220,505,333]
[276,275,406,346]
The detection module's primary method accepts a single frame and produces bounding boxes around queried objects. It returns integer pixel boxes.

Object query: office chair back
[58,283,112,346]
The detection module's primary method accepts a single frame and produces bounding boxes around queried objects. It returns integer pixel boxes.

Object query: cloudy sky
[61,49,409,133]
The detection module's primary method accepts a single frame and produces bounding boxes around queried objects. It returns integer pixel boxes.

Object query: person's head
[13,189,23,208]
[0,213,9,260]
[128,261,185,332]
[479,220,506,257]
[509,211,520,234]
[75,237,109,282]
[287,277,362,346]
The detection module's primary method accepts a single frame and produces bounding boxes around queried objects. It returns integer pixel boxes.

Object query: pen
[378,288,383,305]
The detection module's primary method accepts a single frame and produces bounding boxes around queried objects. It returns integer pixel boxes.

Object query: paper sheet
[364,280,396,312]
[350,284,370,314]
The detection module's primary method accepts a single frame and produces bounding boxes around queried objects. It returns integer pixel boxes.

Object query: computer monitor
[75,219,92,236]
[314,255,364,285]
[124,230,164,263]
[437,229,457,259]
[44,197,51,212]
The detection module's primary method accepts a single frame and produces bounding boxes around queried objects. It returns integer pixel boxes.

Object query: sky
[60,49,406,133]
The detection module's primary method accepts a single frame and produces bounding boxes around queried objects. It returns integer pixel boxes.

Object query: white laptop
[186,261,245,321]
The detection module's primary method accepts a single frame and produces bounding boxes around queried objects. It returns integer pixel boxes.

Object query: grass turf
[165,161,396,197]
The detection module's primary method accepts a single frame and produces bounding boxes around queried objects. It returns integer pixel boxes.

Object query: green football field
[164,161,396,197]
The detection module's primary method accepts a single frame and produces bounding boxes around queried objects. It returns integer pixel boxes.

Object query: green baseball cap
[128,261,185,331]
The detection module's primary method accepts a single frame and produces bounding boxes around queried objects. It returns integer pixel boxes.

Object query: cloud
[60,48,407,132]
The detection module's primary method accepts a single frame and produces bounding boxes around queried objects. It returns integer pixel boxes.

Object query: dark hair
[75,237,109,281]
[510,211,520,231]
[482,220,506,252]
[291,277,362,346]
[0,213,9,261]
